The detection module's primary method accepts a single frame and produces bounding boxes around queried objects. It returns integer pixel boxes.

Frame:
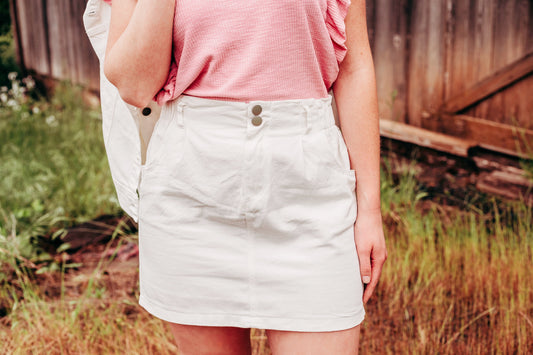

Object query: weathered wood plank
[71,0,100,89]
[380,118,476,157]
[473,0,496,80]
[472,0,533,126]
[72,0,87,84]
[444,0,476,101]
[475,161,533,205]
[46,0,67,79]
[407,0,446,126]
[16,0,49,74]
[15,0,100,89]
[382,135,533,205]
[373,0,408,123]
[424,114,533,158]
[498,0,533,129]
[441,52,533,113]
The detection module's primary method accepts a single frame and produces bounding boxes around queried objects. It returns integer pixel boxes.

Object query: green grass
[0,78,120,265]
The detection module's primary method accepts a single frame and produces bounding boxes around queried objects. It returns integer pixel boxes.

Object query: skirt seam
[139,294,364,320]
[139,294,365,331]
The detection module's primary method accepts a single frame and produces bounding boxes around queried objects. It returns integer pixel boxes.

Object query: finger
[358,248,372,286]
[363,252,386,304]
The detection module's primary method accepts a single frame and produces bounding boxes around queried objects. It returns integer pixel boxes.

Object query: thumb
[359,249,372,284]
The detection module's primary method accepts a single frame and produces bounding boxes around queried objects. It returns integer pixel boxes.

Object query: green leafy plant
[0,74,121,271]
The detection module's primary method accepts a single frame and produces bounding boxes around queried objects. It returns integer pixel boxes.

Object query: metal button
[142,107,151,116]
[251,116,263,126]
[252,105,262,116]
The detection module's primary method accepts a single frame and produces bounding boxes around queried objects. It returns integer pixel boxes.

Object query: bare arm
[332,0,387,303]
[104,0,175,107]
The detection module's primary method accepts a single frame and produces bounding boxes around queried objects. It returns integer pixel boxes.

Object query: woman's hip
[138,93,357,217]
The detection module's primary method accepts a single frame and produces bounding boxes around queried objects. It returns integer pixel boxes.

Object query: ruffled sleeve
[326,0,351,65]
[153,58,179,105]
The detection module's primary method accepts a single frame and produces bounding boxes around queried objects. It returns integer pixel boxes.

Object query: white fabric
[83,0,160,222]
[137,94,364,331]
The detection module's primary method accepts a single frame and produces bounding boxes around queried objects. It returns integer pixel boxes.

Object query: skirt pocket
[139,102,187,193]
[300,124,356,189]
[326,125,357,179]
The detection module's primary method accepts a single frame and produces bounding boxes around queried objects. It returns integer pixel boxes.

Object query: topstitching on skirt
[136,94,364,331]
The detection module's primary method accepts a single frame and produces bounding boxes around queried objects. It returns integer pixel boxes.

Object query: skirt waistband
[161,94,336,135]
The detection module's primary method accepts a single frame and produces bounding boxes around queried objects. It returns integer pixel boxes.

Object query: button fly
[142,107,152,116]
[252,105,262,115]
[251,116,263,126]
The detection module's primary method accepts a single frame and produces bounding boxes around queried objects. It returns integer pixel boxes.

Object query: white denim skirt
[137,94,364,331]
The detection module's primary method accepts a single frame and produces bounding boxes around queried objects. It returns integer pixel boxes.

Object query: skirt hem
[139,294,365,332]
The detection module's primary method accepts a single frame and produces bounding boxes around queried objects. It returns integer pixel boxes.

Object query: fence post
[8,0,26,73]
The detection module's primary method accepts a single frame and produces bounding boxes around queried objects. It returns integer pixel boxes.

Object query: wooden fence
[367,0,533,158]
[10,0,100,90]
[9,0,533,158]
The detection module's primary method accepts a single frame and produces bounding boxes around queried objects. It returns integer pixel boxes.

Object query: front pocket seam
[143,102,186,175]
[326,125,356,178]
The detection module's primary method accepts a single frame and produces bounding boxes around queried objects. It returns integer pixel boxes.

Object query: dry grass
[2,183,531,354]
[0,293,271,354]
[362,160,533,354]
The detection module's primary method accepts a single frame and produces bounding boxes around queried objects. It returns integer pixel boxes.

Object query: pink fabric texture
[156,0,351,104]
[105,0,352,104]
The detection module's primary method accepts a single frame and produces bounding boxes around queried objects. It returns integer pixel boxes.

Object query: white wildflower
[0,93,7,104]
[8,72,17,81]
[6,99,17,107]
[32,106,40,114]
[0,86,7,93]
[23,76,35,90]
[45,115,58,127]
[11,81,24,98]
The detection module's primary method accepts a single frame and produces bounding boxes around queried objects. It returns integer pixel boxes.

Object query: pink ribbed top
[105,0,351,104]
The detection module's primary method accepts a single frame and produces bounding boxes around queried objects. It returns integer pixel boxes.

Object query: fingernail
[363,276,371,284]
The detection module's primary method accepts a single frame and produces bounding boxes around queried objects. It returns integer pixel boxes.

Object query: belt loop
[322,103,329,130]
[318,100,332,130]
[303,105,312,134]
[176,101,185,127]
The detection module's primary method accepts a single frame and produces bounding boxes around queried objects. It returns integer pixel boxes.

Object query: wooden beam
[381,138,533,205]
[440,51,533,113]
[424,114,533,158]
[379,119,476,157]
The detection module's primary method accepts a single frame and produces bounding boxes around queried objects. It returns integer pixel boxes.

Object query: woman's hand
[354,208,387,304]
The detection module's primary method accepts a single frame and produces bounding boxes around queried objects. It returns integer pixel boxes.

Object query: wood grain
[380,118,476,157]
[424,113,533,158]
[8,0,533,136]
[441,52,533,113]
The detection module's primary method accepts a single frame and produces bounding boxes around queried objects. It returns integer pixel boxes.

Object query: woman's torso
[155,0,351,104]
